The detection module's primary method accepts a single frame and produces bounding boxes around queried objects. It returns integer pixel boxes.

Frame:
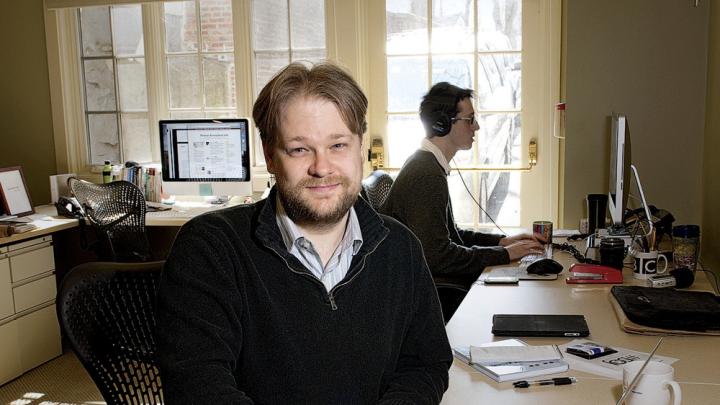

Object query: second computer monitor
[608,113,631,229]
[159,118,252,198]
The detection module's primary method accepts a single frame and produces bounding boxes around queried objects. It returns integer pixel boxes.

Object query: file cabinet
[0,235,62,385]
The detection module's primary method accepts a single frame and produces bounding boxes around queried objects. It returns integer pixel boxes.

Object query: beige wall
[702,2,720,273]
[0,0,56,206]
[563,0,708,228]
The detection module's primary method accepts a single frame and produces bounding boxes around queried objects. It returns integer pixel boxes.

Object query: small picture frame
[0,166,34,217]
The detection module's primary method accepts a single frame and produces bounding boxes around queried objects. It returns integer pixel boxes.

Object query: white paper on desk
[470,345,562,364]
[558,339,678,379]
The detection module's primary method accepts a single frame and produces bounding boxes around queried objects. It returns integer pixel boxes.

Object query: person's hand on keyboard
[504,239,546,261]
[499,232,548,247]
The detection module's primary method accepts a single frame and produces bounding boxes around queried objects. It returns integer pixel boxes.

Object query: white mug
[622,360,681,405]
[632,250,668,280]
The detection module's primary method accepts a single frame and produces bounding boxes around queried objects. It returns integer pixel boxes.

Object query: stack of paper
[453,339,569,382]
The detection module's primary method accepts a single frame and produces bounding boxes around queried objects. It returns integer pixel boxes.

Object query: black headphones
[421,83,468,137]
[427,96,456,137]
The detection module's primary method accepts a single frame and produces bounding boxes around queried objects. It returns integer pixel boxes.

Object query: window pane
[83,59,117,111]
[477,0,521,51]
[387,56,427,113]
[290,0,325,49]
[291,48,326,63]
[170,110,204,119]
[253,0,289,50]
[476,113,521,165]
[387,115,424,168]
[448,171,475,224]
[200,0,234,52]
[386,0,428,55]
[487,171,519,225]
[203,54,236,108]
[164,1,198,53]
[88,113,120,164]
[432,0,474,53]
[476,53,521,110]
[111,5,144,57]
[167,55,201,108]
[432,54,473,89]
[80,7,112,57]
[121,113,152,163]
[255,51,290,96]
[117,58,148,111]
[205,110,237,118]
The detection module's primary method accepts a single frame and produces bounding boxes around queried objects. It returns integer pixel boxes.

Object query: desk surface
[442,247,720,404]
[0,203,231,245]
[0,205,79,245]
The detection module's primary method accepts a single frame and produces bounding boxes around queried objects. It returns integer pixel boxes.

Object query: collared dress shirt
[275,196,363,292]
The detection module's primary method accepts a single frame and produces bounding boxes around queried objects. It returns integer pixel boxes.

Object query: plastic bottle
[102,161,112,184]
[553,102,566,139]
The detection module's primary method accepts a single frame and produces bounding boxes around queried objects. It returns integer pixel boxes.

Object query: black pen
[513,377,576,388]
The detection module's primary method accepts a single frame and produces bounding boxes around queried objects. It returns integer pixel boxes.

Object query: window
[61,0,326,174]
[79,5,151,164]
[251,0,326,165]
[369,0,560,228]
[163,0,237,119]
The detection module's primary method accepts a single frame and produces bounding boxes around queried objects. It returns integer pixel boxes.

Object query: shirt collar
[275,194,363,255]
[420,138,451,175]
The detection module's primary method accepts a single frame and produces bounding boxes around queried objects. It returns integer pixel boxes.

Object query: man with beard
[156,62,452,404]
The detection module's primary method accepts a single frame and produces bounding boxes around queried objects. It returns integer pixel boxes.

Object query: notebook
[453,339,569,383]
[492,314,590,337]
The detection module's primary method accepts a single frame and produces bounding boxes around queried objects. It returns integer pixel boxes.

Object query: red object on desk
[566,263,623,284]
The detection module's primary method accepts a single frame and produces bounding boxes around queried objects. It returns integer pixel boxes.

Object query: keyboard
[147,207,220,218]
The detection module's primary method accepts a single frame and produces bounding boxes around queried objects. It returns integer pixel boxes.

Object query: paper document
[470,345,562,364]
[558,339,678,379]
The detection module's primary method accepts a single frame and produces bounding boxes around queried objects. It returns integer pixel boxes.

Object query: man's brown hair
[252,61,368,150]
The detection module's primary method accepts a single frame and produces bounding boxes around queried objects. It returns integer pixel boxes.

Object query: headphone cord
[452,158,507,236]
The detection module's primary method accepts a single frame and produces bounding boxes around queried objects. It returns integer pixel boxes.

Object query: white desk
[442,250,720,404]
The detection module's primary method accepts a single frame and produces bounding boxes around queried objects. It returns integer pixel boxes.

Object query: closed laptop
[492,314,590,337]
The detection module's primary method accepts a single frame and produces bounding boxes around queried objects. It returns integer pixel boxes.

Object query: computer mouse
[526,258,564,275]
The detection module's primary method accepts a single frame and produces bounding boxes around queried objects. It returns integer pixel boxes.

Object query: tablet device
[492,314,590,337]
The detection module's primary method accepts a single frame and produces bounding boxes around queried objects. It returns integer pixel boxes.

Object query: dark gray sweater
[156,188,452,404]
[380,150,509,285]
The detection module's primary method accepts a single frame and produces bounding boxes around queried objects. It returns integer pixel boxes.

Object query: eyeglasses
[452,116,477,126]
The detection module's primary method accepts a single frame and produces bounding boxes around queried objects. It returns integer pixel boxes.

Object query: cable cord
[697,262,720,294]
[452,159,507,236]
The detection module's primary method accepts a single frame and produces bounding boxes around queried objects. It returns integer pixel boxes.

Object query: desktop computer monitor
[608,113,632,229]
[159,119,252,199]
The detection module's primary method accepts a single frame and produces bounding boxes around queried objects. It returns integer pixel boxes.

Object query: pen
[513,377,576,388]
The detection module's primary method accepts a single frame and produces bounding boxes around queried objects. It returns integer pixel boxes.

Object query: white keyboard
[147,207,220,218]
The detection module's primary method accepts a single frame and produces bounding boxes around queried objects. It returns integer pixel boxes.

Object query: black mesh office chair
[68,178,151,262]
[360,170,468,323]
[361,170,394,211]
[57,261,165,405]
[432,276,470,323]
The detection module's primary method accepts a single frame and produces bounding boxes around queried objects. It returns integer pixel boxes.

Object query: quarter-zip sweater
[156,188,452,404]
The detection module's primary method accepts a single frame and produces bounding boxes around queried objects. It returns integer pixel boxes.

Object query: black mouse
[526,258,564,275]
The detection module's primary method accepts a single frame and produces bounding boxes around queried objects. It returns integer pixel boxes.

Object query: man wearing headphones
[381,82,544,288]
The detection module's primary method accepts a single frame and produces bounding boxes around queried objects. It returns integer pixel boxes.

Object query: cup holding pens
[632,250,668,280]
[621,361,681,405]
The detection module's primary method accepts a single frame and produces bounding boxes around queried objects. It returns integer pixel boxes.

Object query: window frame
[366,0,561,227]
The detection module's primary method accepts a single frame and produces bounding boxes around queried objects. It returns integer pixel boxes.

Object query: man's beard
[277,175,359,228]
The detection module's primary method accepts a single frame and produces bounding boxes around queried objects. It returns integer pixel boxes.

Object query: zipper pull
[328,294,338,310]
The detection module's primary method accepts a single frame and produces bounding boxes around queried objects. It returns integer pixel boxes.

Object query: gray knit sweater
[380,150,509,285]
